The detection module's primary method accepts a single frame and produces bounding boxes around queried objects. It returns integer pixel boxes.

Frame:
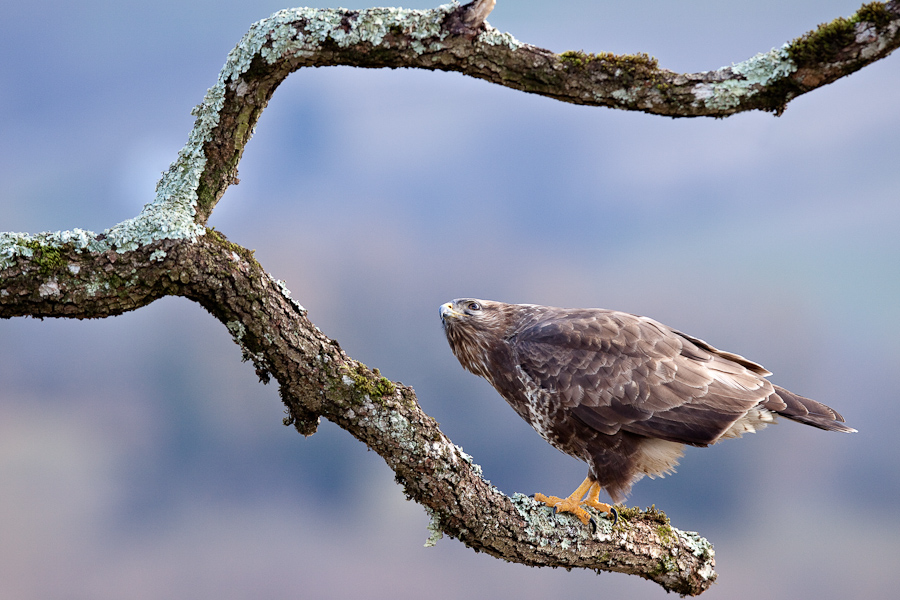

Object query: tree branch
[2,1,897,594]
[0,232,716,595]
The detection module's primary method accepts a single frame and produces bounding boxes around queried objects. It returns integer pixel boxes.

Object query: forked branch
[2,1,898,595]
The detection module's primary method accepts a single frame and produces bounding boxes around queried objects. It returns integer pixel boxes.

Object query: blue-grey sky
[2,2,899,598]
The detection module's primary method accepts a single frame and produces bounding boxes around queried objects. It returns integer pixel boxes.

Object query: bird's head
[440,298,500,330]
[440,298,512,377]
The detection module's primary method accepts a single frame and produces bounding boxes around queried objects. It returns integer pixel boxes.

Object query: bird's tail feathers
[768,385,857,433]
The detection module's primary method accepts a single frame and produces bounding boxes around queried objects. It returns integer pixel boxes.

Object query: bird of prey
[440,298,855,524]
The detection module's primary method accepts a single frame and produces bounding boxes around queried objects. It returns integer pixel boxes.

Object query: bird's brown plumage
[440,298,855,506]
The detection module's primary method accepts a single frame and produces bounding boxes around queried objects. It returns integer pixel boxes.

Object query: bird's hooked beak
[440,301,462,324]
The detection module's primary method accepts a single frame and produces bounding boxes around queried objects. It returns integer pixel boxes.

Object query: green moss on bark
[788,2,893,66]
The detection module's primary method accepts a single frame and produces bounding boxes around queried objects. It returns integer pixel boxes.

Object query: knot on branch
[282,398,321,436]
[446,0,496,36]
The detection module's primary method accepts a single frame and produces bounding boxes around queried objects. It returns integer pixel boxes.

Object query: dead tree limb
[2,1,897,594]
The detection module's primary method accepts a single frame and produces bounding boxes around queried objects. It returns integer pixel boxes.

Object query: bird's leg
[583,481,613,514]
[534,476,615,525]
[584,481,618,526]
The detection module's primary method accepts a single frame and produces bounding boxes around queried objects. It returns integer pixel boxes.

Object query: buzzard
[440,298,855,524]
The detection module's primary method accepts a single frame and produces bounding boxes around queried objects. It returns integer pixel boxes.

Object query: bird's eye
[467,301,481,311]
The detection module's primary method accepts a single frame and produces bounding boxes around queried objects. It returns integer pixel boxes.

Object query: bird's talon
[609,507,619,527]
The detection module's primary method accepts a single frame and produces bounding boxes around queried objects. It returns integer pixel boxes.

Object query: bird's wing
[512,310,773,446]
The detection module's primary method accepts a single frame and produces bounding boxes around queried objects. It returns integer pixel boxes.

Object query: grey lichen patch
[355,401,423,457]
[388,411,417,451]
[226,319,271,383]
[38,279,60,297]
[677,529,715,562]
[671,529,717,583]
[424,507,444,547]
[641,525,717,587]
[225,2,458,70]
[226,319,247,341]
[694,46,796,110]
[0,229,102,272]
[269,274,306,315]
[77,269,142,300]
[262,22,301,63]
[732,45,797,82]
[452,444,485,479]
[511,493,606,548]
[610,88,633,102]
[477,27,522,50]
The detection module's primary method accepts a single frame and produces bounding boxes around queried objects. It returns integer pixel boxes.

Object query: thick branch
[1,2,894,251]
[0,232,716,595]
[3,1,897,594]
[187,1,900,221]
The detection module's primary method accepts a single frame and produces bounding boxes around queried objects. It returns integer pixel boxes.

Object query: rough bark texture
[0,232,716,595]
[2,1,898,595]
[188,0,900,221]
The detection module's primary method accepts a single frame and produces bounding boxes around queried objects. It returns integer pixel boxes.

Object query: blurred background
[1,1,898,598]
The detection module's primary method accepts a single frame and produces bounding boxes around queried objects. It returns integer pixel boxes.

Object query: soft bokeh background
[1,1,898,598]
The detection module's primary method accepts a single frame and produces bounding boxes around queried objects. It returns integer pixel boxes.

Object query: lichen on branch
[2,1,898,595]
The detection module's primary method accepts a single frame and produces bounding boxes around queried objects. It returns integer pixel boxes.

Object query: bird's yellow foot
[533,476,615,525]
[533,492,593,523]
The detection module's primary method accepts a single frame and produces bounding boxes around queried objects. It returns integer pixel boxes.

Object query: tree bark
[2,1,898,595]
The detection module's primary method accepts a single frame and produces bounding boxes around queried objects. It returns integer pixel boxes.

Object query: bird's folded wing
[513,310,774,446]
